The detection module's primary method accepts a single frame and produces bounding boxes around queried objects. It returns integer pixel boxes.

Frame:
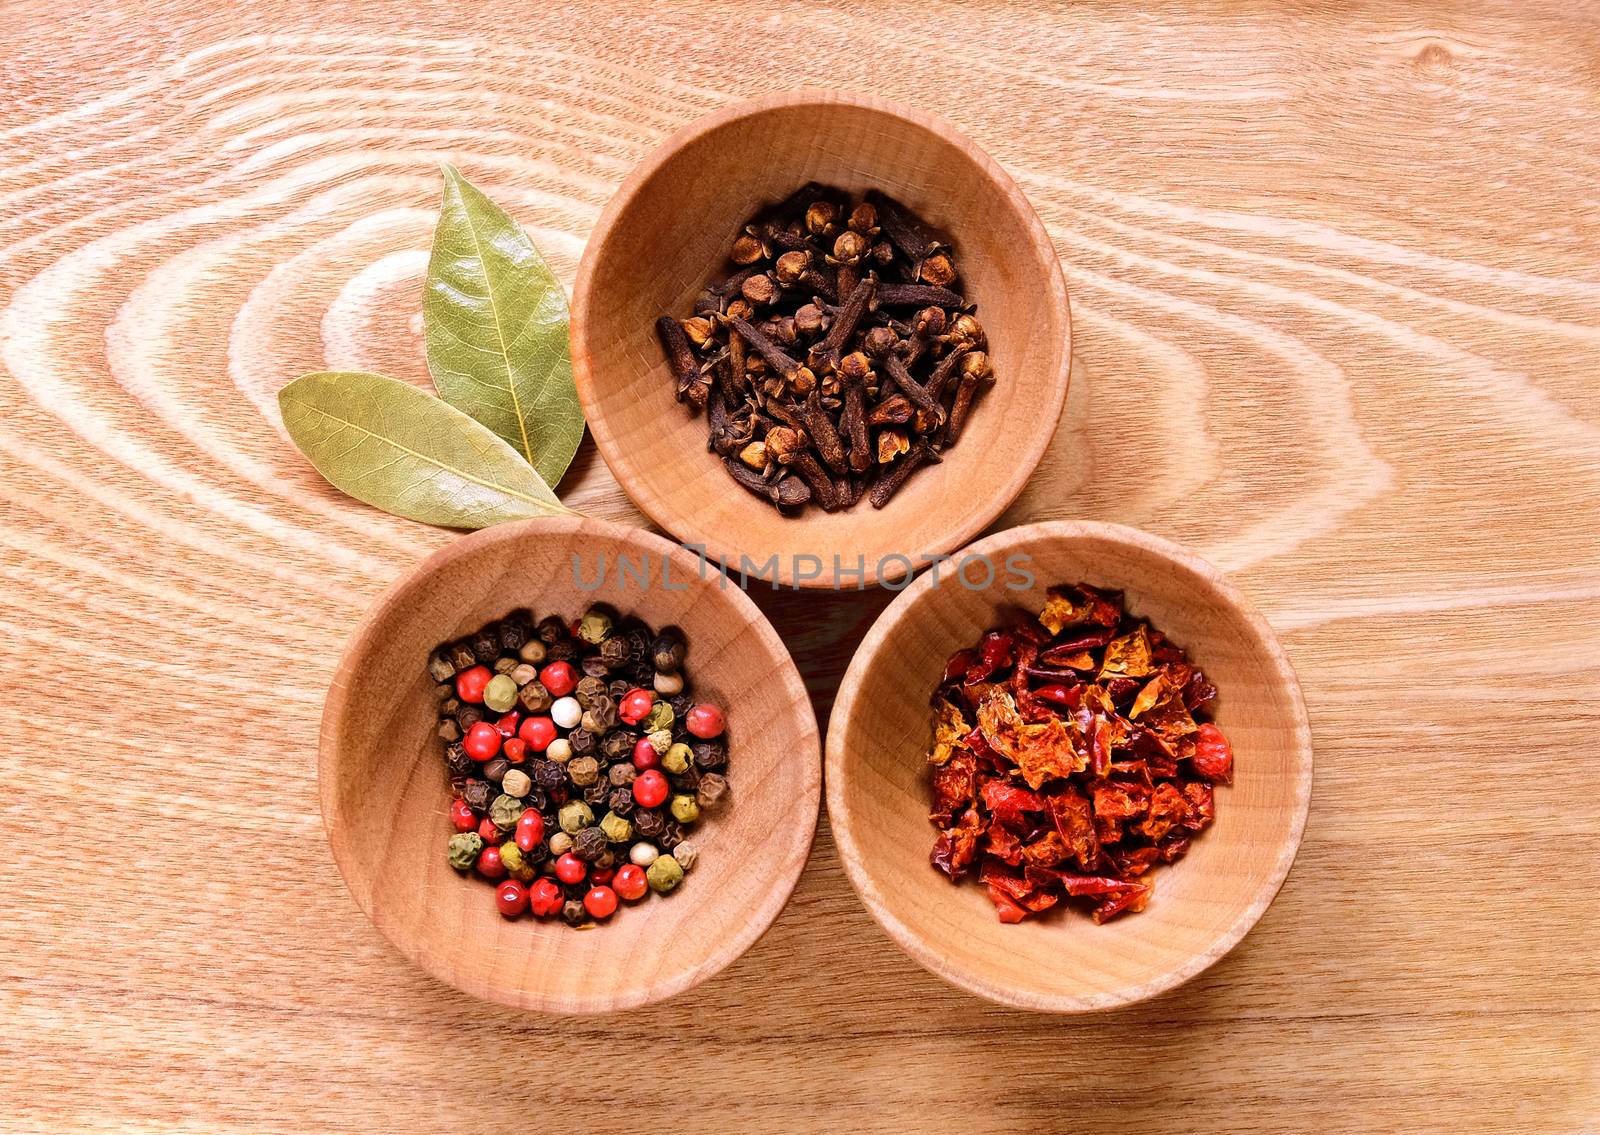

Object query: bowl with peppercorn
[319,515,821,1013]
[572,90,1071,587]
[826,521,1313,1012]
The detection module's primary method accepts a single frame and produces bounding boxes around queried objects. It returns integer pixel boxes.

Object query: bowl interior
[827,522,1312,1011]
[573,92,1070,587]
[320,517,820,1013]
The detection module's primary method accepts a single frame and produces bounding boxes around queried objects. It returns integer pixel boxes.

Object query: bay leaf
[278,371,571,529]
[425,164,583,487]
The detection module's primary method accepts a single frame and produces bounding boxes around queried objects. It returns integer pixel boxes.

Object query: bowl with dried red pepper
[826,521,1312,1012]
[320,516,821,1013]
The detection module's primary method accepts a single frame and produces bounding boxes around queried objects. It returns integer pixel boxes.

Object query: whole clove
[657,183,993,515]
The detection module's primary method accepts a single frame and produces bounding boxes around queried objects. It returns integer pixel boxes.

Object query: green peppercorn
[558,800,594,834]
[663,742,693,775]
[489,793,524,830]
[646,854,685,893]
[499,841,535,882]
[670,794,700,824]
[446,832,482,870]
[578,608,615,645]
[646,728,672,757]
[568,755,601,786]
[643,701,675,733]
[599,811,634,843]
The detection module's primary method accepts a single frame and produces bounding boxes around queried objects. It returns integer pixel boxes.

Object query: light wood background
[2,3,1596,1132]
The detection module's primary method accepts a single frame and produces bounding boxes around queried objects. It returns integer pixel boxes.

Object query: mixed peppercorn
[927,584,1233,924]
[657,182,990,514]
[429,606,729,927]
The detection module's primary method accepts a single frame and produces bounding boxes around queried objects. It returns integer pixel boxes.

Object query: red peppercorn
[463,721,502,761]
[493,710,521,737]
[528,878,563,918]
[449,798,476,832]
[632,736,660,770]
[591,866,615,886]
[613,863,647,901]
[539,661,577,697]
[685,703,726,739]
[515,809,545,852]
[518,716,557,751]
[477,816,498,843]
[495,878,527,917]
[583,885,618,920]
[554,853,587,884]
[476,845,506,880]
[633,769,668,809]
[455,665,492,704]
[618,687,654,726]
[501,737,528,764]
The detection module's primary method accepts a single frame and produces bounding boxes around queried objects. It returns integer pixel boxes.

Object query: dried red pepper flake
[925,581,1234,923]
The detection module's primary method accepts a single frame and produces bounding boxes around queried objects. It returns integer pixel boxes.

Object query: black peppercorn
[600,731,633,762]
[444,743,472,778]
[440,696,461,717]
[635,808,666,840]
[428,651,456,682]
[545,638,577,662]
[582,781,610,807]
[692,740,728,771]
[652,629,685,673]
[517,680,552,713]
[498,615,529,651]
[575,675,608,710]
[625,659,654,687]
[607,678,630,700]
[523,840,549,865]
[532,759,565,790]
[471,629,499,663]
[607,762,637,787]
[568,728,595,756]
[463,779,492,812]
[437,718,461,743]
[455,704,484,730]
[659,821,685,850]
[585,695,619,733]
[525,787,548,813]
[449,642,477,672]
[608,787,635,816]
[561,899,586,927]
[669,693,695,720]
[581,654,610,678]
[483,757,510,784]
[599,636,632,670]
[572,826,607,861]
[696,771,729,809]
[537,615,567,644]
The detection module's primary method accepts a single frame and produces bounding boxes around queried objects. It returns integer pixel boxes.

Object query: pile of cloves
[656,183,992,514]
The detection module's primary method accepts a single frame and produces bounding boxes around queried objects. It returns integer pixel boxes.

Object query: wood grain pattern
[1,2,1596,1131]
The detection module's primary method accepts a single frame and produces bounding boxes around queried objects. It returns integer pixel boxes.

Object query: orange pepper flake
[926,582,1235,923]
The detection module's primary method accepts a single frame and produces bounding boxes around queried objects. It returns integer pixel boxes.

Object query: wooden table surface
[3,3,1596,1131]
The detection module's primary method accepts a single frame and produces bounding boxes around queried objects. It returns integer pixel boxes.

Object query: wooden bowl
[572,90,1071,588]
[826,521,1312,1011]
[319,516,821,1013]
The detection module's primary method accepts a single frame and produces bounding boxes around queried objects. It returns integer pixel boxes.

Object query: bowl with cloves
[573,90,1071,588]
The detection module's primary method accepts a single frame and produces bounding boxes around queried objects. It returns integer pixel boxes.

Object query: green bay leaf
[425,164,583,487]
[278,371,571,529]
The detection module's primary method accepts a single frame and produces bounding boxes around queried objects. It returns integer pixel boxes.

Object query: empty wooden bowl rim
[824,520,1314,1012]
[571,88,1073,588]
[317,515,823,1013]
